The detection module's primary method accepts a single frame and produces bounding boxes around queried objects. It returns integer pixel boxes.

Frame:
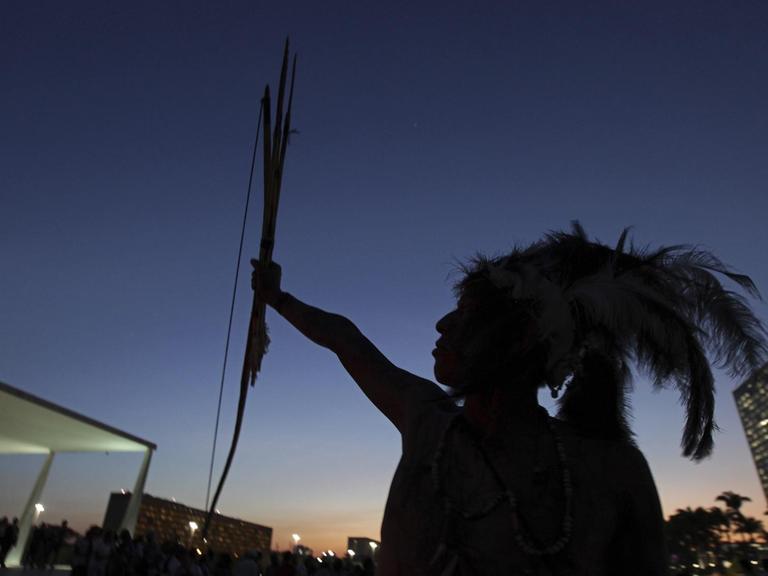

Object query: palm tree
[666,509,698,567]
[708,506,731,542]
[716,491,752,515]
[729,515,764,571]
[716,491,753,547]
[734,516,764,544]
[708,506,732,566]
[667,507,721,570]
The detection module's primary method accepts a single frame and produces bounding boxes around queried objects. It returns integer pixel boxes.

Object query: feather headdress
[460,222,767,460]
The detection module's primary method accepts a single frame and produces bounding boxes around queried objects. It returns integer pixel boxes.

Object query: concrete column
[119,447,153,535]
[6,451,55,567]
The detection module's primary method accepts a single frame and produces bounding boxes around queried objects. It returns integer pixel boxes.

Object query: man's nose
[436,310,457,334]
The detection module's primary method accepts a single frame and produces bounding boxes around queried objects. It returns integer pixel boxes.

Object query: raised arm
[252,260,446,431]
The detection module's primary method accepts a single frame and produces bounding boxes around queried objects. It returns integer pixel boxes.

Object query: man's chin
[438,376,468,393]
[434,370,454,388]
[434,366,468,391]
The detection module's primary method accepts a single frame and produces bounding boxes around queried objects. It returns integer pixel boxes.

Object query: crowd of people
[0,517,20,568]
[0,519,375,576]
[22,521,71,570]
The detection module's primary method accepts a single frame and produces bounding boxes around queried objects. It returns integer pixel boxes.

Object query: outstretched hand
[251,259,283,307]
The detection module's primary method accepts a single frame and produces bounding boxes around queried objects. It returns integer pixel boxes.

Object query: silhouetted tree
[734,516,764,544]
[715,491,752,516]
[707,506,732,567]
[666,507,720,571]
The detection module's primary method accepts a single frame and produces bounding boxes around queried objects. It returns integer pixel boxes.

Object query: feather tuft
[457,222,767,460]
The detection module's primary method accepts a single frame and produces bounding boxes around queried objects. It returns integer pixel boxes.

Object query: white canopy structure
[0,381,156,566]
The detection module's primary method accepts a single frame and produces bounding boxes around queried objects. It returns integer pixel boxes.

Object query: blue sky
[2,0,768,553]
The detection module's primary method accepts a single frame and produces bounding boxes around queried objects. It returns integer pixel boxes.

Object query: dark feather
[459,222,767,460]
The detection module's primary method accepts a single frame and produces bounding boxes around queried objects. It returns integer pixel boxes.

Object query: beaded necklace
[430,409,573,557]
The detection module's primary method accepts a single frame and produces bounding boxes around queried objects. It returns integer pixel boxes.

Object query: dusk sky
[2,0,768,554]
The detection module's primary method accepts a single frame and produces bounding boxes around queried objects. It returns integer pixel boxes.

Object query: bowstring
[205,100,264,511]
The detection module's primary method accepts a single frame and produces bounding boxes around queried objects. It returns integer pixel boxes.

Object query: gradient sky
[2,0,768,555]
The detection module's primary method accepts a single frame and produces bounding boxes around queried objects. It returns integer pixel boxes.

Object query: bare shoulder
[559,422,654,483]
[604,442,667,574]
[558,425,667,574]
[557,422,661,511]
[610,440,657,490]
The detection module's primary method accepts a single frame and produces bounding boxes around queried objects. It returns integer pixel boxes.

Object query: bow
[203,38,297,542]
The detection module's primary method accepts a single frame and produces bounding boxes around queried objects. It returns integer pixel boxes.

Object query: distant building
[103,492,271,555]
[347,536,380,560]
[734,363,768,505]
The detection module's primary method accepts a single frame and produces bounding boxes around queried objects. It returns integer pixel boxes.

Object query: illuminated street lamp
[188,521,198,546]
[369,542,378,552]
[292,533,300,551]
[34,503,45,522]
[347,550,355,558]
